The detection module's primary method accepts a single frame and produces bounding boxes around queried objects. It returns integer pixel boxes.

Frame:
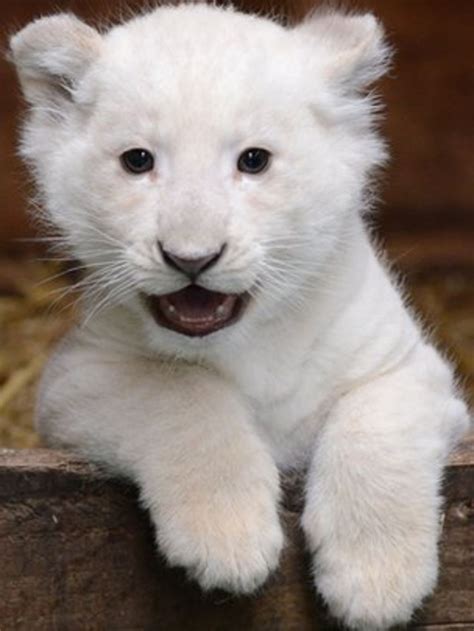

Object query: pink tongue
[159,286,228,321]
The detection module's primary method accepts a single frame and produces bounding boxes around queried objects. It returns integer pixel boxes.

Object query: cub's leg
[302,345,469,630]
[37,334,283,593]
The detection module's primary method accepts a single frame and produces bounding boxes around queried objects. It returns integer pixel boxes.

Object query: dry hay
[0,255,77,447]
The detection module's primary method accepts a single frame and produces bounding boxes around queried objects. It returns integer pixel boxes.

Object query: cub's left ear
[9,14,102,107]
[295,10,391,91]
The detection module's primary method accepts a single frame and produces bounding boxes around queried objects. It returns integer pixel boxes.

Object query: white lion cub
[10,4,469,629]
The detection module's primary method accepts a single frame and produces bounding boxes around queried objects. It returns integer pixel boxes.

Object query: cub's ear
[295,10,391,91]
[9,14,102,106]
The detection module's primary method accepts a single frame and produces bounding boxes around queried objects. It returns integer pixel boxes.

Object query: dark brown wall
[1,0,473,242]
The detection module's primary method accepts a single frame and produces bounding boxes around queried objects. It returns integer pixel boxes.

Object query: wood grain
[1,0,473,242]
[0,436,472,630]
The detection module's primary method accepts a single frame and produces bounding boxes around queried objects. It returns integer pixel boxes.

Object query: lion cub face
[11,4,388,343]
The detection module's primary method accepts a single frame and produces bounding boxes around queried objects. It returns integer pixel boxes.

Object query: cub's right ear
[9,14,102,106]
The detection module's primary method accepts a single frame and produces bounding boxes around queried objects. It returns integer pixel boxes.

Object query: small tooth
[168,304,176,313]
[216,305,226,316]
[180,317,215,324]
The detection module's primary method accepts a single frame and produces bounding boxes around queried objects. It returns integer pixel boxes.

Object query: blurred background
[0,0,472,446]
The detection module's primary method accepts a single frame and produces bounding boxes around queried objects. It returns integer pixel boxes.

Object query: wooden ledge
[0,436,473,630]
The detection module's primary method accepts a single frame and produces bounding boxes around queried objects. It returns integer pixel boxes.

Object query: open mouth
[145,286,249,337]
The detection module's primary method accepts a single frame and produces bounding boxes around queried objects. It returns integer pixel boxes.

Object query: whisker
[34,259,125,287]
[82,273,137,327]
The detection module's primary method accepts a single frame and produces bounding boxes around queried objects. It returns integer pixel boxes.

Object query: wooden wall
[1,0,473,242]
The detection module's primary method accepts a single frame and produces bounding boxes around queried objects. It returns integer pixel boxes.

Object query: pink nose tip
[159,243,226,279]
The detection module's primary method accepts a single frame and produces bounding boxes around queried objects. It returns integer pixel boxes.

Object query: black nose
[159,243,226,279]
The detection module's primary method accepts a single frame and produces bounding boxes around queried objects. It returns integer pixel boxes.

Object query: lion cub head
[11,4,389,345]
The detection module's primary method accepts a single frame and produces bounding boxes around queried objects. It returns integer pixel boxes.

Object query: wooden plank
[416,627,474,630]
[0,437,472,630]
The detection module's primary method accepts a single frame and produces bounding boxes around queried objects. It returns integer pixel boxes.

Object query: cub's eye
[120,148,154,174]
[237,148,271,174]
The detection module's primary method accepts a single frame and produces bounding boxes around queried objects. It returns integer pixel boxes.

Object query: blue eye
[237,148,271,174]
[120,148,154,174]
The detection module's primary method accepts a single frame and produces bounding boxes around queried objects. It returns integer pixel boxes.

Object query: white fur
[10,4,470,629]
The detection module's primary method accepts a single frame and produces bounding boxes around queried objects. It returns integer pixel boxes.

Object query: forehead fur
[75,5,310,146]
[109,4,284,47]
[89,6,293,108]
[105,4,285,61]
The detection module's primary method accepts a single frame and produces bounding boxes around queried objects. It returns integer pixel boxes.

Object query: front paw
[305,520,439,630]
[153,486,284,594]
